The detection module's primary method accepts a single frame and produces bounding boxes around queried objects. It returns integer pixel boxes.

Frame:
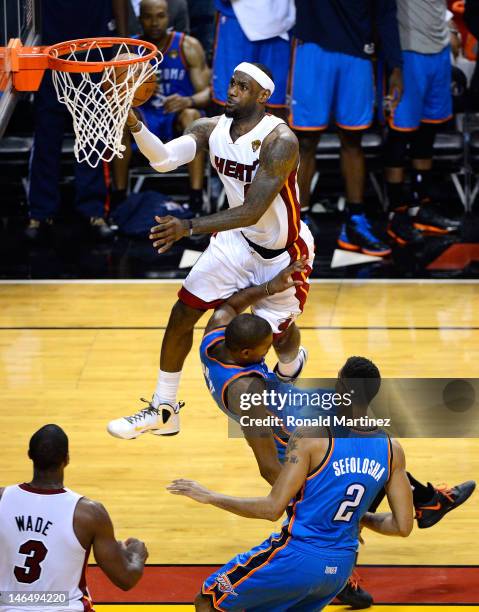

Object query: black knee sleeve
[384,128,410,168]
[410,122,437,160]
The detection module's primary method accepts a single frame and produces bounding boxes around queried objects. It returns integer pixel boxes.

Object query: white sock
[278,352,302,377]
[152,370,182,408]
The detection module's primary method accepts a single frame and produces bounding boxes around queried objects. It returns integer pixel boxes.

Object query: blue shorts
[290,42,374,131]
[212,12,291,107]
[389,47,453,130]
[137,105,177,142]
[202,532,355,611]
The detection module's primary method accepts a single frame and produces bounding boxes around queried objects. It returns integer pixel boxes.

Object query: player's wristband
[128,119,142,132]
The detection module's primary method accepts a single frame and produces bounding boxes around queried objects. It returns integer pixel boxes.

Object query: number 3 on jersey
[333,484,366,522]
[14,540,48,583]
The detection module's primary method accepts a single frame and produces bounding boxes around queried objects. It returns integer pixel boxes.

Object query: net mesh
[50,40,160,168]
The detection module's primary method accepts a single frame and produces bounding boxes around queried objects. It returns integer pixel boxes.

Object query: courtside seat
[432,130,466,208]
[432,131,464,168]
[0,137,33,185]
[469,130,479,170]
[315,130,383,167]
[0,135,76,195]
[313,129,384,205]
[467,130,479,207]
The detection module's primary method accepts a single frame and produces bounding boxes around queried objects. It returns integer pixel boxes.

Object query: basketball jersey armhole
[386,434,394,482]
[222,371,266,413]
[178,32,188,67]
[72,496,89,553]
[202,326,227,341]
[306,427,334,479]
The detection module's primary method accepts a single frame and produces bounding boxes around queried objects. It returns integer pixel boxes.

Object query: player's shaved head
[28,424,69,471]
[225,313,273,358]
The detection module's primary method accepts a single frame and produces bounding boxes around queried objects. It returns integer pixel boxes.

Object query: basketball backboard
[0,0,40,137]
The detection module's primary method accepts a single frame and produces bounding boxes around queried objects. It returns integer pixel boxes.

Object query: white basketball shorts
[178,221,315,334]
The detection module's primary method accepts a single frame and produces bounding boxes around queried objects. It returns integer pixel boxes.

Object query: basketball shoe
[335,571,373,609]
[387,211,424,246]
[25,218,53,241]
[273,346,308,383]
[415,480,476,528]
[413,202,461,234]
[107,398,183,439]
[338,214,392,257]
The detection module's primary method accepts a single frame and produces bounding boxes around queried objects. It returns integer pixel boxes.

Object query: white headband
[234,62,275,97]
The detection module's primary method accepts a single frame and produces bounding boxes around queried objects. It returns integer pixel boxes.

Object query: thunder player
[168,363,414,611]
[108,63,315,440]
[0,425,148,611]
[197,273,476,607]
[112,0,211,213]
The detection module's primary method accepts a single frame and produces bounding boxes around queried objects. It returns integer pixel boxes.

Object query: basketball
[113,52,157,107]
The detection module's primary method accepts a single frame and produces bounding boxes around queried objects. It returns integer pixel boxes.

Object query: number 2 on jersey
[333,484,366,522]
[14,540,48,583]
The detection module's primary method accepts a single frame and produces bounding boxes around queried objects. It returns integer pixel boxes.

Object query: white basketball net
[50,41,160,168]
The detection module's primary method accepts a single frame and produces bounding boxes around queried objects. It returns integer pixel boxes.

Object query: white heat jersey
[209,114,301,250]
[0,484,93,612]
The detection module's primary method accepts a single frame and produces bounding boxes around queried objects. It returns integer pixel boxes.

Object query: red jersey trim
[19,483,66,495]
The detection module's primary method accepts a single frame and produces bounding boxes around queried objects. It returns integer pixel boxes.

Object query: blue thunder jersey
[200,327,274,414]
[286,429,392,554]
[142,31,195,113]
[200,327,336,460]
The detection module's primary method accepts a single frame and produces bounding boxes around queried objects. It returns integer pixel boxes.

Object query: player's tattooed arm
[149,125,299,253]
[361,440,413,537]
[284,429,304,465]
[203,258,307,334]
[184,116,220,152]
[167,427,315,521]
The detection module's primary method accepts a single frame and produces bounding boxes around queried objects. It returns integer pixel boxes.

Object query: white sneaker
[149,402,182,436]
[273,346,308,383]
[107,399,182,439]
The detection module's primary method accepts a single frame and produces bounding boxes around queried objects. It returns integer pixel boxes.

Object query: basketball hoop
[44,37,162,167]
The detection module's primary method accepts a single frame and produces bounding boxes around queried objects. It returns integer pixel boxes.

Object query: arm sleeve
[375,0,403,70]
[131,123,197,172]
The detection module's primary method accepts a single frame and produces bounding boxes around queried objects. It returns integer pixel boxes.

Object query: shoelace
[415,482,455,518]
[435,483,455,503]
[174,400,185,414]
[348,569,362,591]
[124,399,185,423]
[124,398,159,424]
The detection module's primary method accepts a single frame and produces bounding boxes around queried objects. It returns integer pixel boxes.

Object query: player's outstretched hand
[123,537,149,562]
[167,479,212,504]
[150,215,189,254]
[268,256,308,295]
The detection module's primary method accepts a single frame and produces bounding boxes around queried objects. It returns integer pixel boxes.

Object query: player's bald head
[225,314,272,351]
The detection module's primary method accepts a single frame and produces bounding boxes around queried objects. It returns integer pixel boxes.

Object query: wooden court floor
[0,280,478,608]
